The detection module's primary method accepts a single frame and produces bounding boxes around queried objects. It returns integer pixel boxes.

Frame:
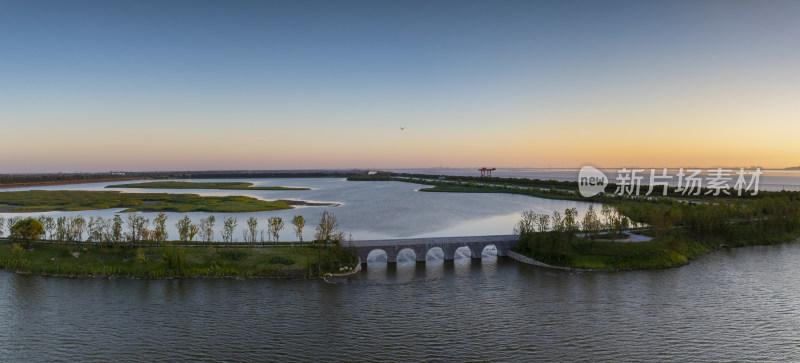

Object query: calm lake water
[0,178,596,241]
[2,242,800,361]
[2,178,800,361]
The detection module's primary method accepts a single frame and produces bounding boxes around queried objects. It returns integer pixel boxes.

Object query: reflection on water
[362,246,500,284]
[360,257,498,284]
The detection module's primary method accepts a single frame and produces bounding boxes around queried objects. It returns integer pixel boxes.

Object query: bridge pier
[442,245,458,260]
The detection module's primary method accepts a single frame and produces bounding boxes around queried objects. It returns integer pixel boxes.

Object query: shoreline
[0,240,358,280]
[509,235,800,272]
[3,237,799,279]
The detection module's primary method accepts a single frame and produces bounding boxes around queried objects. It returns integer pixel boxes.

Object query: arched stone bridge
[351,235,519,266]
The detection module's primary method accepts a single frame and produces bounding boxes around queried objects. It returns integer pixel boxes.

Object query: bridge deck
[352,234,518,247]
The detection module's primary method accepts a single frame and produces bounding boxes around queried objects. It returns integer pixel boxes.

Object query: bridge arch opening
[454,246,473,260]
[426,247,444,263]
[482,244,498,259]
[366,249,388,266]
[396,248,417,266]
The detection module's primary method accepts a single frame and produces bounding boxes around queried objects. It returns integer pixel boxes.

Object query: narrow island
[0,211,357,279]
[107,181,311,191]
[0,190,294,213]
[0,240,357,279]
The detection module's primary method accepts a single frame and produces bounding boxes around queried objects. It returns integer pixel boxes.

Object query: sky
[1,0,799,173]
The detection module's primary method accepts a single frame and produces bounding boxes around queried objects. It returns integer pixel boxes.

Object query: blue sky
[2,0,799,172]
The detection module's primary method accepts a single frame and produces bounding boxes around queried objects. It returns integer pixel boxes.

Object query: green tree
[552,211,564,234]
[221,217,237,243]
[188,223,200,242]
[176,215,192,242]
[314,211,340,245]
[11,217,45,249]
[125,212,148,245]
[87,216,106,244]
[111,215,124,245]
[291,215,305,247]
[268,216,284,245]
[314,211,341,273]
[56,216,68,242]
[246,217,258,243]
[153,212,169,244]
[600,204,614,232]
[41,216,55,240]
[563,208,579,240]
[581,205,600,240]
[71,216,87,244]
[513,210,536,254]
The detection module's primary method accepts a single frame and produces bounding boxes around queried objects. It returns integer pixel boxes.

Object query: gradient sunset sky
[1,0,798,172]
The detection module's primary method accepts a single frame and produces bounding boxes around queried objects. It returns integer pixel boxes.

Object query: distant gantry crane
[478,167,496,177]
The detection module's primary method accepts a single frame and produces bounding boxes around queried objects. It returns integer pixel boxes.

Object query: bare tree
[535,213,550,233]
[199,216,216,243]
[513,210,536,236]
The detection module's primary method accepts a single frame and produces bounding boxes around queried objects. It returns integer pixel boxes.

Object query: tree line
[0,211,352,250]
[513,195,800,263]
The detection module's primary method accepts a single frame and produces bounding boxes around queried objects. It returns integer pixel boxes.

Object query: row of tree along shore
[0,211,358,279]
[512,196,800,269]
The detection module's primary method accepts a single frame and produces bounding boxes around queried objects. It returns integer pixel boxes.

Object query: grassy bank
[107,181,310,191]
[350,174,618,203]
[0,190,292,213]
[417,183,613,202]
[0,239,358,279]
[515,224,800,270]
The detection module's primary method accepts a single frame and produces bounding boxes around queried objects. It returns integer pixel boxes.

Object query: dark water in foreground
[2,244,800,361]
